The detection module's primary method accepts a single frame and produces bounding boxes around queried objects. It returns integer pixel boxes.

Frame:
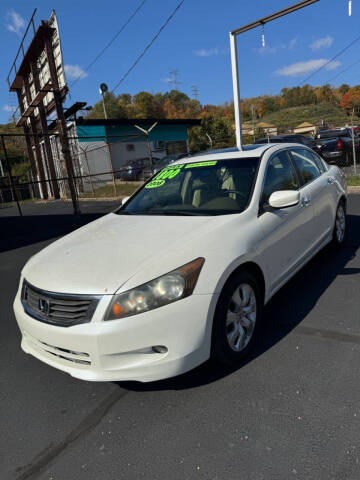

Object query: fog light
[152,345,168,354]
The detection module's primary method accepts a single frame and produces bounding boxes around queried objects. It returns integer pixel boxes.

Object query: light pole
[230,0,320,150]
[99,83,108,119]
[251,105,256,142]
[134,122,158,171]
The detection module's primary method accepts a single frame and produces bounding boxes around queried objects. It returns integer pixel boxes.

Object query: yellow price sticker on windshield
[145,179,165,188]
[185,161,217,168]
[145,164,184,188]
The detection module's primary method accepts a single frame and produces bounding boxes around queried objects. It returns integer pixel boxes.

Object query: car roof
[170,143,306,166]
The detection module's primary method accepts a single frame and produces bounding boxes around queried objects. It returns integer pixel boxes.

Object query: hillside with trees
[86,83,360,151]
[1,83,360,168]
[261,103,352,130]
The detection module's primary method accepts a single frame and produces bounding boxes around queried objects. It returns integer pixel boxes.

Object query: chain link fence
[0,136,137,216]
[1,122,359,216]
[0,130,190,216]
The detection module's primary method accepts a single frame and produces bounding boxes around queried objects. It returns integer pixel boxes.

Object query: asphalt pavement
[1,196,360,480]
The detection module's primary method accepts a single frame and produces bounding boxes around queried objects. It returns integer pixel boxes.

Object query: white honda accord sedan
[14,143,347,382]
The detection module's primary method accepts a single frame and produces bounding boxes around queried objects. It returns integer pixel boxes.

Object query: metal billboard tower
[7,9,80,215]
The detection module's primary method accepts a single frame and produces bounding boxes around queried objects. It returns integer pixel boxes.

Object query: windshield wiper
[116,211,139,215]
[145,209,209,216]
[118,209,211,216]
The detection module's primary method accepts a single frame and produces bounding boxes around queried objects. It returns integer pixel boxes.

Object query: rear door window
[290,148,321,186]
[310,151,326,173]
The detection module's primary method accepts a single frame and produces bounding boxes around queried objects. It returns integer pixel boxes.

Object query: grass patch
[79,181,142,198]
[346,175,360,186]
[261,102,358,131]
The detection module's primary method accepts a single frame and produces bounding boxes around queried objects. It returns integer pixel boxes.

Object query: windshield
[117,157,259,216]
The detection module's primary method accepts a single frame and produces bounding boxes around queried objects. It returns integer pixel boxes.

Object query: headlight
[104,257,205,321]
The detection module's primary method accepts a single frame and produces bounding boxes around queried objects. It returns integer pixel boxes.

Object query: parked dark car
[254,134,315,149]
[152,153,188,173]
[312,128,360,166]
[118,157,161,181]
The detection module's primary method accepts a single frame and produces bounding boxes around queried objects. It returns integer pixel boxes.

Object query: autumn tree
[263,96,281,114]
[318,84,336,104]
[189,115,235,153]
[257,100,264,118]
[133,92,157,118]
[87,92,119,119]
[340,86,360,114]
[338,84,350,96]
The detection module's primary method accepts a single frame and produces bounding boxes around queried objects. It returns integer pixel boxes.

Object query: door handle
[301,197,311,207]
[327,177,335,184]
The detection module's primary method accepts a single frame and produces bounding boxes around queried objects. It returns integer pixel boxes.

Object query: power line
[111,0,185,93]
[70,0,148,87]
[327,58,360,83]
[301,33,360,85]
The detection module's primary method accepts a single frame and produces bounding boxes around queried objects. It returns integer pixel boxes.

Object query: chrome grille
[22,280,101,327]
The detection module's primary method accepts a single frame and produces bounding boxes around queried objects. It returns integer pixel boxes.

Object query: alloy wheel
[226,283,257,352]
[336,205,346,243]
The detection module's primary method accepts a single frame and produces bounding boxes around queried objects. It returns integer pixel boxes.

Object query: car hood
[22,213,217,295]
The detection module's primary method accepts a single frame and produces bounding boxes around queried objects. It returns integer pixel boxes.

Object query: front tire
[332,201,346,247]
[211,271,263,366]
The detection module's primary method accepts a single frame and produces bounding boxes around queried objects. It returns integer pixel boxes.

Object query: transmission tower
[191,85,199,100]
[169,69,180,90]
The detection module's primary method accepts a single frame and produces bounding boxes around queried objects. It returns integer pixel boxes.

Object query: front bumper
[14,287,218,382]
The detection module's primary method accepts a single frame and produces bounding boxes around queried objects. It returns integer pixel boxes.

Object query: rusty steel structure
[7,9,80,214]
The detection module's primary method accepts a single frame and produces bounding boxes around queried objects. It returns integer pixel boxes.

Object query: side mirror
[121,196,130,206]
[268,190,300,209]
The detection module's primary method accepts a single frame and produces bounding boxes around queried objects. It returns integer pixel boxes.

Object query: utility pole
[351,106,357,174]
[230,0,319,150]
[134,122,158,172]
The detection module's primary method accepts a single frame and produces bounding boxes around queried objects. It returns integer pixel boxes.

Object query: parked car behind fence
[312,128,360,167]
[254,134,315,149]
[118,153,188,181]
[117,157,162,181]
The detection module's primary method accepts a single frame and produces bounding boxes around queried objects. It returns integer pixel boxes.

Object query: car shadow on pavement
[0,214,102,253]
[119,212,360,392]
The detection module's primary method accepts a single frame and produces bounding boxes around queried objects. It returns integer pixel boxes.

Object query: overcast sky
[1,0,359,123]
